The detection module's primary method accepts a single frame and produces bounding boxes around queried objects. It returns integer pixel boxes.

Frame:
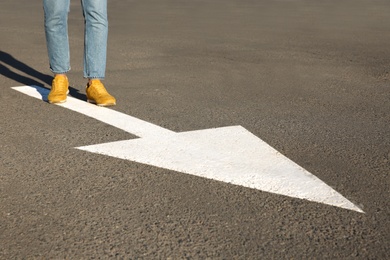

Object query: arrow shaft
[12,86,175,138]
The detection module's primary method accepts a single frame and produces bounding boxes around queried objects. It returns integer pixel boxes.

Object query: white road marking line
[12,85,364,213]
[12,85,174,138]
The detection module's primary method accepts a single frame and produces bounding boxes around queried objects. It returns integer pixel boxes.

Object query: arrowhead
[76,125,363,213]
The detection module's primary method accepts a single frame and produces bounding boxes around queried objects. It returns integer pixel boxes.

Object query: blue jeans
[43,0,108,79]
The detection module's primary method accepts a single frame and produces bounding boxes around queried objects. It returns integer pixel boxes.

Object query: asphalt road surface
[1,0,389,258]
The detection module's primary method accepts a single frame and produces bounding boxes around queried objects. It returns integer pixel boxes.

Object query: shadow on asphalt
[0,50,87,101]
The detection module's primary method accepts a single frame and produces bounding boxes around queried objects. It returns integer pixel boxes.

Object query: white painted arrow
[12,85,363,213]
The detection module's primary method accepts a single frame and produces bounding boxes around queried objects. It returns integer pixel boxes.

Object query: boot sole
[48,99,67,104]
[87,99,116,107]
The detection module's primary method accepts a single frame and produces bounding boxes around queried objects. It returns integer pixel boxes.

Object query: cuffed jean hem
[50,68,71,75]
[84,76,105,80]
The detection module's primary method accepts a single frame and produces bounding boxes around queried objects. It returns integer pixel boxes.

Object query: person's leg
[43,0,71,75]
[43,0,70,103]
[81,0,116,106]
[81,0,108,79]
